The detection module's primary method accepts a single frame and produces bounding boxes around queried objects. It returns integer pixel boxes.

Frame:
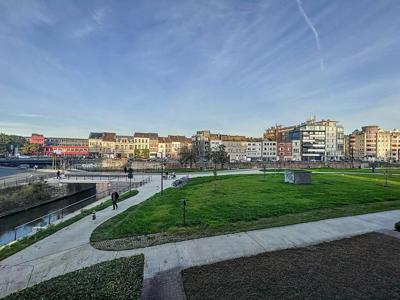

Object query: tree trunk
[213,163,217,192]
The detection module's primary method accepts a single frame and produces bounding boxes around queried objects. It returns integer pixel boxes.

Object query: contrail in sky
[296,0,325,71]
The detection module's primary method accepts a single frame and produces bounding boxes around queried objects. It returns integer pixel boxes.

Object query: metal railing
[2,175,152,246]
[1,173,55,190]
[65,173,134,181]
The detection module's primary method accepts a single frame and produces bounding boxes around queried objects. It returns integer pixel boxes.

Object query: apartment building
[262,141,277,161]
[192,130,212,160]
[45,137,88,157]
[246,139,262,160]
[210,138,222,152]
[158,137,172,158]
[134,133,151,158]
[169,135,192,159]
[222,139,247,161]
[391,130,400,161]
[115,135,135,158]
[264,118,344,161]
[277,142,292,161]
[291,140,301,161]
[323,120,344,160]
[193,131,249,161]
[351,126,400,161]
[88,132,116,158]
[30,133,45,146]
[376,130,391,160]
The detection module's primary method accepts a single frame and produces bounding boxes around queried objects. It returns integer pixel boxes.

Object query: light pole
[160,153,165,195]
[384,150,390,187]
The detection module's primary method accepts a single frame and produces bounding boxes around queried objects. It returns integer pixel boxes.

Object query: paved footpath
[0,170,399,299]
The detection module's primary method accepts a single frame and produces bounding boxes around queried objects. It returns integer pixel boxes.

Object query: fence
[2,175,152,246]
[0,173,55,190]
[65,173,135,181]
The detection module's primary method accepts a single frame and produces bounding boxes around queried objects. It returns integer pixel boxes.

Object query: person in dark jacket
[112,191,120,210]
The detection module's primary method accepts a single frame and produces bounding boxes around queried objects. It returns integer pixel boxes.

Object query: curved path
[0,170,399,299]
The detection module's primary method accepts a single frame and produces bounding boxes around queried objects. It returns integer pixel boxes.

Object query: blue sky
[0,0,399,138]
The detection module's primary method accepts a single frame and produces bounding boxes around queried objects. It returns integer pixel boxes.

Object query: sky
[0,0,399,138]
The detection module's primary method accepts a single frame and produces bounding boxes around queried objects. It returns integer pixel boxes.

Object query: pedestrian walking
[112,191,120,210]
[56,170,61,179]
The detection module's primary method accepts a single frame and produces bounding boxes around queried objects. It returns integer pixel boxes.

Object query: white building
[262,141,277,161]
[324,120,344,161]
[246,140,262,160]
[222,140,247,162]
[291,140,301,161]
[210,139,222,152]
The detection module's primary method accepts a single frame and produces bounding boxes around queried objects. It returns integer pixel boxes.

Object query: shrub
[4,255,144,300]
[395,221,400,231]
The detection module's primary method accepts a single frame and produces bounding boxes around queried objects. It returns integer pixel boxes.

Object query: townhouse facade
[88,132,116,158]
[115,135,135,158]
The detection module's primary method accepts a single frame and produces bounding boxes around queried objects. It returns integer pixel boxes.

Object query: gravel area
[182,232,400,300]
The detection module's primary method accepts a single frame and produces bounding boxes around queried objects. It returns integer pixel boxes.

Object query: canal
[0,182,110,246]
[0,167,27,178]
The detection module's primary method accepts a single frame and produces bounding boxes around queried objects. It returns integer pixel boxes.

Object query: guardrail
[0,173,55,190]
[65,173,132,180]
[2,175,152,246]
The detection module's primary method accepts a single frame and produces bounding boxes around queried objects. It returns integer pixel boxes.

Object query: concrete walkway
[0,171,399,299]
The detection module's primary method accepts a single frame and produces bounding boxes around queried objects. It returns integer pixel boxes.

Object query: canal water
[0,167,26,178]
[0,182,110,246]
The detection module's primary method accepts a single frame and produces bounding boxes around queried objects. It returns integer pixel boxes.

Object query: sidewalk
[0,171,399,298]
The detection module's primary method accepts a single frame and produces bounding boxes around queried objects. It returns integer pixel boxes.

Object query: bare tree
[210,145,229,192]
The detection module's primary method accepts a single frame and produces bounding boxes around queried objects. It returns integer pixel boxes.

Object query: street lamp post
[384,150,390,187]
[161,153,165,195]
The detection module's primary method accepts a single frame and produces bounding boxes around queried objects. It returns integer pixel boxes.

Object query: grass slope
[5,255,144,300]
[91,173,400,247]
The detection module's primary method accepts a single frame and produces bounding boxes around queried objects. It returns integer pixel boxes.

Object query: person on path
[56,170,61,179]
[112,191,120,210]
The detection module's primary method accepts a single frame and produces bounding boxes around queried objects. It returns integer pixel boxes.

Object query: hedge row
[5,255,144,300]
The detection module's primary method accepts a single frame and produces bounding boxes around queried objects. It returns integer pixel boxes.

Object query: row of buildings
[25,118,399,162]
[348,126,400,162]
[193,118,344,162]
[29,132,192,160]
[88,132,192,159]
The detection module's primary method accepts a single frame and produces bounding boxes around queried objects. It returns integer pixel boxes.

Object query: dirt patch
[182,232,400,300]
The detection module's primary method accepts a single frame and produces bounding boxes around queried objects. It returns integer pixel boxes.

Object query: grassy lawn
[309,167,400,174]
[182,233,400,300]
[4,255,144,300]
[91,173,400,249]
[0,190,138,262]
[259,167,400,174]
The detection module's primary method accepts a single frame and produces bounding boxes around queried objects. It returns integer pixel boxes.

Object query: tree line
[0,133,40,157]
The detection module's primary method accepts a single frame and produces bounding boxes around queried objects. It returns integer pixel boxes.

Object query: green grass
[0,189,138,262]
[4,255,144,300]
[91,173,400,246]
[309,167,400,174]
[259,167,400,174]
